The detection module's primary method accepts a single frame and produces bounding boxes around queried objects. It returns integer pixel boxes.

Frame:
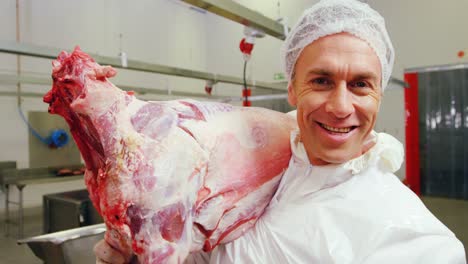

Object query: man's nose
[325,82,354,119]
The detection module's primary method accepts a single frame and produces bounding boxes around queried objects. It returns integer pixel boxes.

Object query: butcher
[95,0,466,263]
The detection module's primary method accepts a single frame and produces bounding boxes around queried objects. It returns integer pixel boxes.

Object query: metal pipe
[0,74,232,101]
[5,185,9,237]
[16,0,21,107]
[405,63,468,73]
[0,91,45,98]
[227,93,288,102]
[0,74,51,86]
[249,93,287,101]
[389,77,409,88]
[18,184,25,239]
[0,41,287,91]
[0,74,289,102]
[181,0,287,40]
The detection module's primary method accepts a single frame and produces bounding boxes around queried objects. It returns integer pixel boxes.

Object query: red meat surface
[44,47,296,263]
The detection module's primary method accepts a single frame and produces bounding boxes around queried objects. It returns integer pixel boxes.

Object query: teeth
[321,123,352,133]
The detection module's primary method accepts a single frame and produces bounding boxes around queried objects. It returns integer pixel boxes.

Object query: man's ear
[288,82,297,106]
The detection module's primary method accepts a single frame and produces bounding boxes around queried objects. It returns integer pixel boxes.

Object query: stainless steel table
[0,165,84,238]
[18,223,106,264]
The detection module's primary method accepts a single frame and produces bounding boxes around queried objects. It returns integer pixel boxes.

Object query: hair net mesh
[281,0,395,89]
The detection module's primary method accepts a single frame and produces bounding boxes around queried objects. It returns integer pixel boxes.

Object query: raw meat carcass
[43,47,296,263]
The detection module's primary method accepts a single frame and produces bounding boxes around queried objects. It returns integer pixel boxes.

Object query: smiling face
[288,33,382,165]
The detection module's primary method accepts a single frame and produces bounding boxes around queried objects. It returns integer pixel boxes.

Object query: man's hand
[94,239,126,264]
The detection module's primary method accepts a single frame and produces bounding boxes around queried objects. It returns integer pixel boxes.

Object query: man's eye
[351,81,369,88]
[312,77,331,85]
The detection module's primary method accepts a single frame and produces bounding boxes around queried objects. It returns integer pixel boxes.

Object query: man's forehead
[303,66,380,79]
[306,33,377,55]
[294,33,382,79]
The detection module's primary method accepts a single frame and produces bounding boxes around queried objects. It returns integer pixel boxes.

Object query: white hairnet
[282,0,394,90]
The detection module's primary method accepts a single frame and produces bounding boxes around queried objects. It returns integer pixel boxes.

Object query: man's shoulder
[350,170,455,236]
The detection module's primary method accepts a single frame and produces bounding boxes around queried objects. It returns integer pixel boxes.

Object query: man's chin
[317,149,360,165]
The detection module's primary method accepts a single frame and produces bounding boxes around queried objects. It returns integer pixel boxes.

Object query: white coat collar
[291,130,404,175]
[271,130,404,204]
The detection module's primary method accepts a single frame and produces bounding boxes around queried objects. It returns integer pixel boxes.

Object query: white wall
[371,0,468,76]
[0,0,212,210]
[371,0,468,179]
[1,0,467,209]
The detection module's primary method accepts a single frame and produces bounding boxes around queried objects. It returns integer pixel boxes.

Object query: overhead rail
[0,73,229,100]
[389,77,409,88]
[181,0,287,40]
[405,63,468,73]
[0,41,287,91]
[0,73,289,102]
[215,93,288,103]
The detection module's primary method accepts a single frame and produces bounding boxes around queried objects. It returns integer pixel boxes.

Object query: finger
[94,239,125,264]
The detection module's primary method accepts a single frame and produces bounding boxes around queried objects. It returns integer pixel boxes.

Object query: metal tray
[17,223,106,264]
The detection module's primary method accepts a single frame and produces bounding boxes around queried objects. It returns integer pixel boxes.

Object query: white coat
[188,131,466,264]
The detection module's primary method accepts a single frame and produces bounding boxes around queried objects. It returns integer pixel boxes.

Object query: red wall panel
[404,72,420,195]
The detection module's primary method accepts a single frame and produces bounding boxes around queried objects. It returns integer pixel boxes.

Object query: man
[96,0,466,263]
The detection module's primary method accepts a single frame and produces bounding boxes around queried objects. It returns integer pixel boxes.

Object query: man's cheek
[366,91,382,105]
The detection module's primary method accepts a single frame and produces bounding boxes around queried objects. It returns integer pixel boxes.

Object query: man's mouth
[318,122,357,134]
